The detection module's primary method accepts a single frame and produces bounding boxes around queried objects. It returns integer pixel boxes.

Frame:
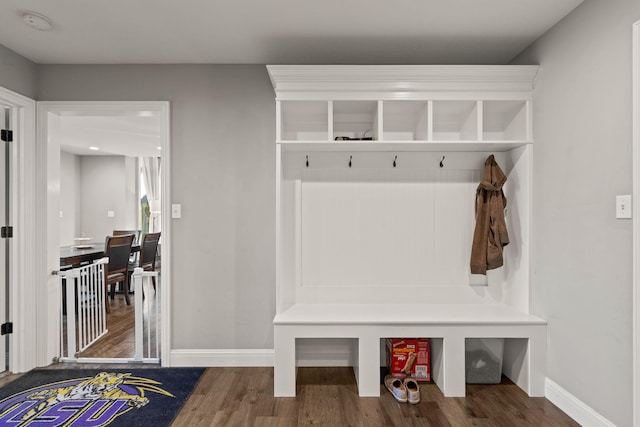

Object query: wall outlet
[107,210,115,218]
[616,195,632,219]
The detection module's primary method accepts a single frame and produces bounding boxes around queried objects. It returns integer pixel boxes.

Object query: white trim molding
[633,20,640,427]
[545,378,616,427]
[0,86,37,373]
[170,349,275,367]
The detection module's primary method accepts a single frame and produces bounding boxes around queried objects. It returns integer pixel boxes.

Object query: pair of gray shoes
[384,375,420,404]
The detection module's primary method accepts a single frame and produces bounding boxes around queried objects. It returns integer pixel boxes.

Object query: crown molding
[267,65,538,99]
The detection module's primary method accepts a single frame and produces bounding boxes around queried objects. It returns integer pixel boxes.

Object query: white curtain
[142,157,161,232]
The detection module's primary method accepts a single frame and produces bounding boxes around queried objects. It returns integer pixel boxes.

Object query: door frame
[633,20,640,427]
[36,101,171,366]
[0,86,36,373]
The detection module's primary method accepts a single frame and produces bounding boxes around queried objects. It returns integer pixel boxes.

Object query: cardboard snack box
[386,338,431,381]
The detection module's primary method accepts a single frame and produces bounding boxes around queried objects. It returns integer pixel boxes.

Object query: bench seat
[273,303,546,398]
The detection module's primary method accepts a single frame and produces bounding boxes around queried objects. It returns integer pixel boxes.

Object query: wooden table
[60,243,140,268]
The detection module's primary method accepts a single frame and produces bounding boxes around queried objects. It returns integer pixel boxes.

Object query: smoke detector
[21,11,53,31]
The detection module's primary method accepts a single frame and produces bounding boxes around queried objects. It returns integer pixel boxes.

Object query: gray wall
[79,155,136,243]
[60,151,81,246]
[60,153,139,246]
[38,65,276,349]
[513,1,640,425]
[0,44,37,99]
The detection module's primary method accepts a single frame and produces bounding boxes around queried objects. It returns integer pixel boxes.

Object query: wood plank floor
[171,367,579,427]
[76,291,137,358]
[0,365,578,426]
[69,282,159,359]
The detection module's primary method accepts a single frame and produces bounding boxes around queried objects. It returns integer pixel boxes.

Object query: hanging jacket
[470,155,509,275]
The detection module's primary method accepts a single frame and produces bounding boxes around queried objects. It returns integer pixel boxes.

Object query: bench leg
[502,329,547,397]
[527,328,547,396]
[274,327,296,397]
[442,334,466,397]
[356,335,381,397]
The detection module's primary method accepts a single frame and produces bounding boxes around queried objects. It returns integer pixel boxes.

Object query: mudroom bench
[268,65,546,399]
[273,303,546,398]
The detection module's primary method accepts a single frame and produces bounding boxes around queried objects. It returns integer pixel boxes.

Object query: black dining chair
[104,233,135,313]
[113,229,141,262]
[129,232,161,293]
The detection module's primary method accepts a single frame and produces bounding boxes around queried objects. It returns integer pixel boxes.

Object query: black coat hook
[393,155,397,168]
[439,156,445,168]
[306,155,309,168]
[349,155,352,168]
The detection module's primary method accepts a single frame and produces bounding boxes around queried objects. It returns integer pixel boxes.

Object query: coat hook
[349,155,352,168]
[393,155,397,168]
[306,155,309,168]
[439,156,445,168]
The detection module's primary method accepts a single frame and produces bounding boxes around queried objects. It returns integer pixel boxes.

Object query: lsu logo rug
[0,371,174,426]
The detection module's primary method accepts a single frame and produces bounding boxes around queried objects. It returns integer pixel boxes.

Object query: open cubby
[482,100,528,141]
[280,100,329,141]
[382,100,429,141]
[432,100,479,141]
[333,100,379,141]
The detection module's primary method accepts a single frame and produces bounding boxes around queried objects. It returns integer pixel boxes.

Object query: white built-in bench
[269,65,546,399]
[273,303,547,398]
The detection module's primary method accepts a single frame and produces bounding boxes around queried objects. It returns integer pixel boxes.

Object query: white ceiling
[52,111,162,157]
[0,0,583,65]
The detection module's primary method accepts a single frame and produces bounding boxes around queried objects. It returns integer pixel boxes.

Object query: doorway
[37,101,171,365]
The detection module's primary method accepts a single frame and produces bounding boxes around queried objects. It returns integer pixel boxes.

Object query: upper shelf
[277,140,530,153]
[269,65,537,150]
[277,99,531,146]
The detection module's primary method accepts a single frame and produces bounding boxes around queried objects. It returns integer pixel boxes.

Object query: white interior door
[0,105,10,373]
[44,110,61,363]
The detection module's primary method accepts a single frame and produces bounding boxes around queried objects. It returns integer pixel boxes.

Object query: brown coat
[470,155,509,275]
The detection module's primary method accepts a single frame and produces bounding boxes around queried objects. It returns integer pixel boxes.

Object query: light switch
[616,195,632,219]
[107,210,115,218]
[171,204,182,219]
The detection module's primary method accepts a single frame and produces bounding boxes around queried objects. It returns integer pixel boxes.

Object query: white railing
[59,258,108,360]
[132,268,160,363]
[59,262,161,363]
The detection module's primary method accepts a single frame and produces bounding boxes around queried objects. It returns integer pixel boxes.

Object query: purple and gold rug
[0,368,204,426]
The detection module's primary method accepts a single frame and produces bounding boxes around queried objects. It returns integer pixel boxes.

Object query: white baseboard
[169,349,274,367]
[545,378,616,427]
[168,348,355,368]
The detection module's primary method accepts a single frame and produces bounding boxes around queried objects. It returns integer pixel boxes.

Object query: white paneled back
[278,151,522,306]
[301,168,480,287]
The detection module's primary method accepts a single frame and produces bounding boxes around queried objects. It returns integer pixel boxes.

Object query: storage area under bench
[273,303,546,397]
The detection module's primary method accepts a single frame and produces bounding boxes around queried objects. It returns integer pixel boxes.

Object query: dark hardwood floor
[172,367,579,427]
[0,365,578,426]
[69,282,159,359]
[76,291,136,359]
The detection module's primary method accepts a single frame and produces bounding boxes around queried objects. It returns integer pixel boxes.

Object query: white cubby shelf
[268,65,546,399]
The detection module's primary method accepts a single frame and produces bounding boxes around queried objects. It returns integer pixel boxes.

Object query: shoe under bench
[273,303,547,398]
